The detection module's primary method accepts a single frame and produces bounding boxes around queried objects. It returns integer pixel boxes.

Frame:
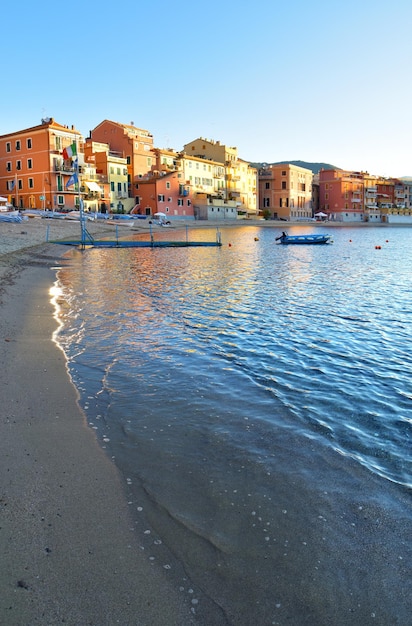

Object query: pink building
[132,170,193,220]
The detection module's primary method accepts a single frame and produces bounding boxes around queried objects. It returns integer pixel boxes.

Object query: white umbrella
[315,211,327,217]
[154,212,166,218]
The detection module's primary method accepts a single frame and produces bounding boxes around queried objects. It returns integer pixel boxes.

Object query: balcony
[54,159,75,173]
[179,185,189,196]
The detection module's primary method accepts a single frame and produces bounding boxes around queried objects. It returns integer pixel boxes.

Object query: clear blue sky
[3,0,411,177]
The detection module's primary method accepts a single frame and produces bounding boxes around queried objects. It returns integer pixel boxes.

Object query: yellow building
[183,137,258,216]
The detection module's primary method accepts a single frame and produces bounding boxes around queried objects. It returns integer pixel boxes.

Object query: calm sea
[53,224,411,625]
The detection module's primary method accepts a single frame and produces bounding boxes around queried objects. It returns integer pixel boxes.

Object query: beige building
[183,137,258,216]
[259,163,313,220]
[148,147,238,220]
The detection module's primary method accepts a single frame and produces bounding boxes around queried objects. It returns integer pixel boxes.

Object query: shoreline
[0,242,218,625]
[1,220,411,624]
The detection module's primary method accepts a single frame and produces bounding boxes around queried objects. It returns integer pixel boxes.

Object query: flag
[66,172,78,189]
[63,142,77,160]
[9,179,15,190]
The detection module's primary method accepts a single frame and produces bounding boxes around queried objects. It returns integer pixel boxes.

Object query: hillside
[250,160,339,174]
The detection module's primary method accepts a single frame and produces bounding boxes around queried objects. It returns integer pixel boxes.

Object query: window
[18,179,23,190]
[166,181,171,189]
[177,199,183,206]
[6,162,11,171]
[16,160,22,171]
[127,156,131,165]
[265,182,270,189]
[27,138,32,149]
[158,194,165,202]
[111,182,114,191]
[117,182,122,193]
[28,178,34,188]
[27,158,33,169]
[55,136,61,151]
[6,142,11,153]
[57,195,64,205]
[16,140,21,151]
[263,198,270,208]
[282,170,286,176]
[281,181,286,190]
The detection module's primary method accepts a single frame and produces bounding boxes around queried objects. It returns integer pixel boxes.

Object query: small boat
[0,196,22,221]
[276,231,331,245]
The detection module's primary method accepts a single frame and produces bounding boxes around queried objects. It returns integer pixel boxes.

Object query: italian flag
[63,142,77,160]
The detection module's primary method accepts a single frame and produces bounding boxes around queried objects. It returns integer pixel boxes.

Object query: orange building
[0,118,84,211]
[319,169,411,222]
[258,163,313,220]
[319,169,365,221]
[90,121,154,194]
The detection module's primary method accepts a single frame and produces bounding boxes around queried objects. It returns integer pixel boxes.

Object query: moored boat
[276,231,331,245]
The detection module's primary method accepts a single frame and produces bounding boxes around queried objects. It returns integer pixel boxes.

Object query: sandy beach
[0,217,224,625]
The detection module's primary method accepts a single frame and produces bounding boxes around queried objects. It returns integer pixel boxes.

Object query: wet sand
[0,218,225,625]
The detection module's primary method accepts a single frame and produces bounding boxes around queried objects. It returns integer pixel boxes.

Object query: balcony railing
[54,161,75,173]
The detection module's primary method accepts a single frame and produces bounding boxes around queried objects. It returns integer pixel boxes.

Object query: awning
[85,181,102,192]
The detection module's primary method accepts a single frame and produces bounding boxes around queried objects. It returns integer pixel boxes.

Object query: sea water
[53,225,411,625]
